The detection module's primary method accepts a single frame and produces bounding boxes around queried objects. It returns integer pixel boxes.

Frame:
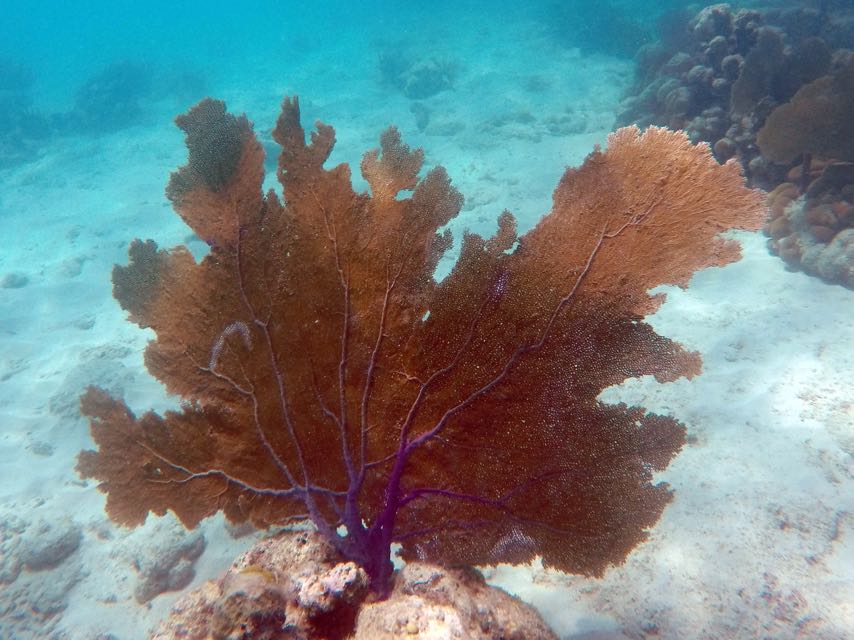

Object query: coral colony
[619,4,854,287]
[78,96,764,596]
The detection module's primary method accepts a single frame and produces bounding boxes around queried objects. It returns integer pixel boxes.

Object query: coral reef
[64,61,154,132]
[378,49,457,99]
[77,95,763,597]
[548,1,654,58]
[619,2,854,287]
[0,58,50,169]
[60,60,207,134]
[151,529,558,640]
[0,59,207,170]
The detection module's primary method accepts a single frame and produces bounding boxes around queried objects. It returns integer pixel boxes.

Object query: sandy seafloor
[1,9,853,640]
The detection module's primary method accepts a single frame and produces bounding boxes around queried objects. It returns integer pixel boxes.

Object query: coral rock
[758,60,854,164]
[210,571,290,640]
[766,215,790,241]
[713,136,736,162]
[353,563,557,640]
[805,204,839,230]
[151,531,556,640]
[809,225,836,243]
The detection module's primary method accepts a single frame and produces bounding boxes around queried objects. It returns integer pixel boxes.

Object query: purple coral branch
[358,253,407,483]
[349,227,622,581]
[408,215,647,453]
[137,439,345,499]
[232,222,341,541]
[357,224,422,477]
[314,187,359,489]
[396,294,491,447]
[197,335,300,490]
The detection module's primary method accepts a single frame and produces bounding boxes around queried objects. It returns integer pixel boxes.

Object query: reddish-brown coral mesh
[757,60,854,165]
[78,97,764,590]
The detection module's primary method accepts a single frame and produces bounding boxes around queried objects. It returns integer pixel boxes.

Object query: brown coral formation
[78,95,764,596]
[151,530,558,640]
[757,59,854,165]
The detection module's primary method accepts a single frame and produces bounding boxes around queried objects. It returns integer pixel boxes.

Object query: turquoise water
[2,2,853,639]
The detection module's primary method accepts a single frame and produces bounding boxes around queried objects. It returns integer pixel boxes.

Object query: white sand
[0,10,852,640]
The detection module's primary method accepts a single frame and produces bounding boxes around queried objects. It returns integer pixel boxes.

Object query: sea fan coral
[78,96,765,594]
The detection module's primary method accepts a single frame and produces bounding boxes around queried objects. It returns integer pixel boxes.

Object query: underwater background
[1,1,853,638]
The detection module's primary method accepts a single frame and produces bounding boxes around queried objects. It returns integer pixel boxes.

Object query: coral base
[150,529,557,640]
